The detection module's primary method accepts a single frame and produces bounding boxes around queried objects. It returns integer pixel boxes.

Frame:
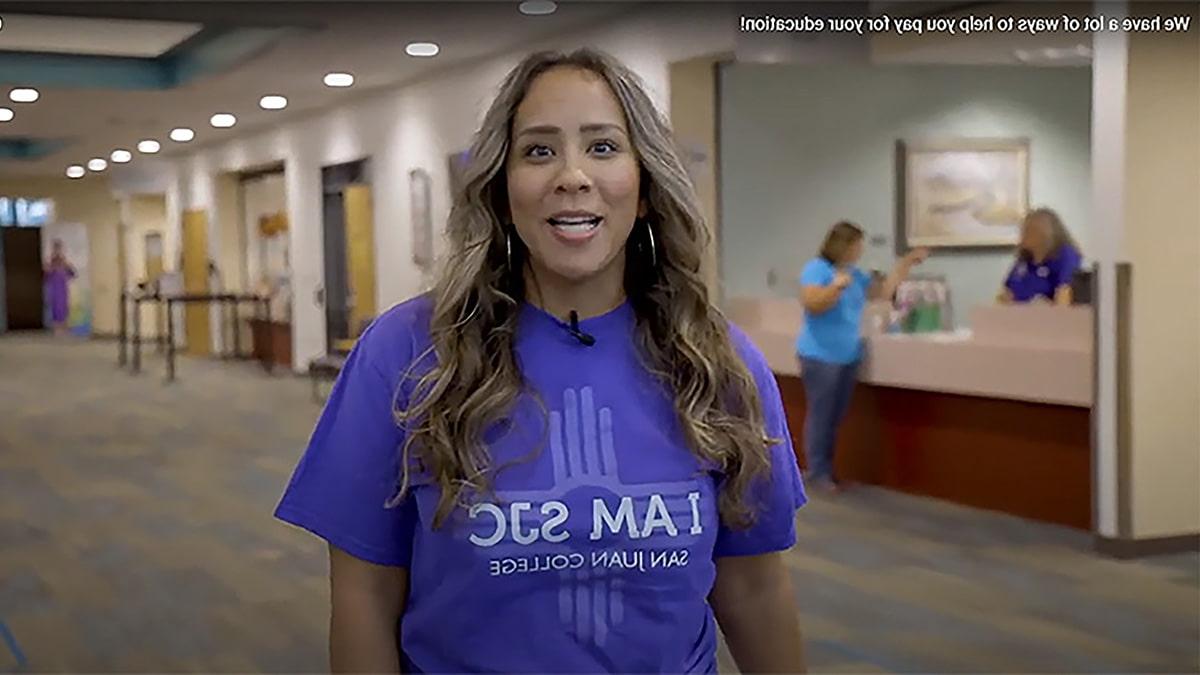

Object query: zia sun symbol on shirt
[459,385,711,648]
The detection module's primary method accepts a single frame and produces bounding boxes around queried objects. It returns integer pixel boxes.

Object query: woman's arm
[876,248,929,302]
[801,271,851,314]
[1052,249,1082,306]
[711,552,806,674]
[329,545,409,674]
[1053,284,1073,306]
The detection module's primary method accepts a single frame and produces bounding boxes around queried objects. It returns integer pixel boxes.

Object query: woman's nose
[555,156,592,193]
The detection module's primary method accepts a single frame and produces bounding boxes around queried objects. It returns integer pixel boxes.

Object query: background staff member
[797,222,927,492]
[998,207,1083,305]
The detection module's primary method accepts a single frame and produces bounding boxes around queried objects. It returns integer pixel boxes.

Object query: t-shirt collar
[518,298,635,338]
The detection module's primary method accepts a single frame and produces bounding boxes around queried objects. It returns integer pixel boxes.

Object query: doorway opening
[320,159,375,355]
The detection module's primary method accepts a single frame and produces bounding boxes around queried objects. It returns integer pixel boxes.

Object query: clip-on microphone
[567,310,597,346]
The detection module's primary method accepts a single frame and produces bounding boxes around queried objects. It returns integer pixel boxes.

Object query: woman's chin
[534,255,621,287]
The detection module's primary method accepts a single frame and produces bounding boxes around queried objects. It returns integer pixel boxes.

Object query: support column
[1092,0,1200,556]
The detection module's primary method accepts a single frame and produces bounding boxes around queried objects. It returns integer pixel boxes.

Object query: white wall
[123,194,168,338]
[110,159,174,198]
[168,3,736,370]
[242,172,289,318]
[719,63,1092,324]
[214,173,242,293]
[1090,18,1128,539]
[1124,18,1200,539]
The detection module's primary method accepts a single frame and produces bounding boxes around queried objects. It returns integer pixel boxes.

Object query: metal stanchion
[166,298,176,383]
[132,295,142,374]
[118,291,128,367]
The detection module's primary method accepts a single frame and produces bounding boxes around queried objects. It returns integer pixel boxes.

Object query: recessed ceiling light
[405,42,439,57]
[169,127,195,142]
[111,149,132,163]
[0,107,12,123]
[323,72,355,87]
[519,0,557,15]
[87,158,108,172]
[210,113,237,128]
[66,165,85,179]
[137,139,161,154]
[9,87,39,103]
[259,95,288,110]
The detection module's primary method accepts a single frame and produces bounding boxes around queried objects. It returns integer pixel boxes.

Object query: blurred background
[0,1,1196,672]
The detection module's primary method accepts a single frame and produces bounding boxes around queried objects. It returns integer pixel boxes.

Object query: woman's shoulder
[799,257,834,283]
[1058,244,1083,263]
[352,293,436,377]
[802,257,833,274]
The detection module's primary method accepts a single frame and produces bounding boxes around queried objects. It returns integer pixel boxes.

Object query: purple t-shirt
[1004,246,1082,302]
[275,295,806,674]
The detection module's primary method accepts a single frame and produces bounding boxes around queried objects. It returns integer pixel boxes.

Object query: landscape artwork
[898,138,1029,249]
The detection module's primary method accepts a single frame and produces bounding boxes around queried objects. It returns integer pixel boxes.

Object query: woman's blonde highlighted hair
[1019,207,1080,260]
[393,48,776,530]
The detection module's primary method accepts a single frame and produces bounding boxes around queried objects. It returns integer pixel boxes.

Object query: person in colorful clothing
[796,222,927,493]
[43,238,76,336]
[275,49,808,674]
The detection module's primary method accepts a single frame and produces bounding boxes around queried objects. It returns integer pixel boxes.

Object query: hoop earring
[645,222,657,269]
[506,232,513,271]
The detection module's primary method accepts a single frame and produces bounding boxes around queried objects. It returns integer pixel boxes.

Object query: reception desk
[727,298,1093,530]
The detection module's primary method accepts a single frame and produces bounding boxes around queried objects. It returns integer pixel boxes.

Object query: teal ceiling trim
[163,26,300,88]
[0,25,300,89]
[0,138,71,160]
[0,51,170,89]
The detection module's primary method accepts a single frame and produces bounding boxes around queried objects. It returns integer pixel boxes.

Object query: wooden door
[338,184,375,352]
[2,227,43,330]
[181,209,211,356]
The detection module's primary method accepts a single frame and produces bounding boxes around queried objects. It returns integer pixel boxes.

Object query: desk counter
[727,297,1093,530]
[728,299,1093,407]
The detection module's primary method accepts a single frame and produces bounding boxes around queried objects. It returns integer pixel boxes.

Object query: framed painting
[896,138,1030,250]
[409,168,433,267]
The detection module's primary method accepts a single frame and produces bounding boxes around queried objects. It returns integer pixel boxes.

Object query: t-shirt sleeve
[715,330,808,558]
[274,322,418,567]
[1003,261,1020,292]
[1053,247,1083,289]
[853,268,872,292]
[799,259,834,287]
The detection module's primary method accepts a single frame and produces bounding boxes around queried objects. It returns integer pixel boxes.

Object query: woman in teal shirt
[797,221,927,492]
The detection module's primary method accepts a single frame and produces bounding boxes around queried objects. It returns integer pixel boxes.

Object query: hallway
[0,335,1196,673]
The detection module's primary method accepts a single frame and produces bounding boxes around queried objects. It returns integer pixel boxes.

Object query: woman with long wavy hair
[276,48,807,674]
[997,207,1083,305]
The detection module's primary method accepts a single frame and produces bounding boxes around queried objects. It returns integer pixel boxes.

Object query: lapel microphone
[567,310,597,346]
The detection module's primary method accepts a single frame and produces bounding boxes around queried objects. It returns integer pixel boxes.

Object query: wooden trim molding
[1090,262,1100,533]
[1115,262,1133,538]
[1095,534,1200,559]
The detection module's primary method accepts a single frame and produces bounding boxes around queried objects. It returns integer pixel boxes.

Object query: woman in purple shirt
[43,238,76,336]
[276,49,807,674]
[998,208,1083,305]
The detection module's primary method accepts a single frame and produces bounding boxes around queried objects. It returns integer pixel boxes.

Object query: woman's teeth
[548,216,601,233]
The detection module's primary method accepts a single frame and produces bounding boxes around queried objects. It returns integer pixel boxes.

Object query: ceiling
[0,1,1097,179]
[0,1,637,176]
[0,13,203,57]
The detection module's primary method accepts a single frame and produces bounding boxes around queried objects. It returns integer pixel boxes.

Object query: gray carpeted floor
[0,334,1196,673]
